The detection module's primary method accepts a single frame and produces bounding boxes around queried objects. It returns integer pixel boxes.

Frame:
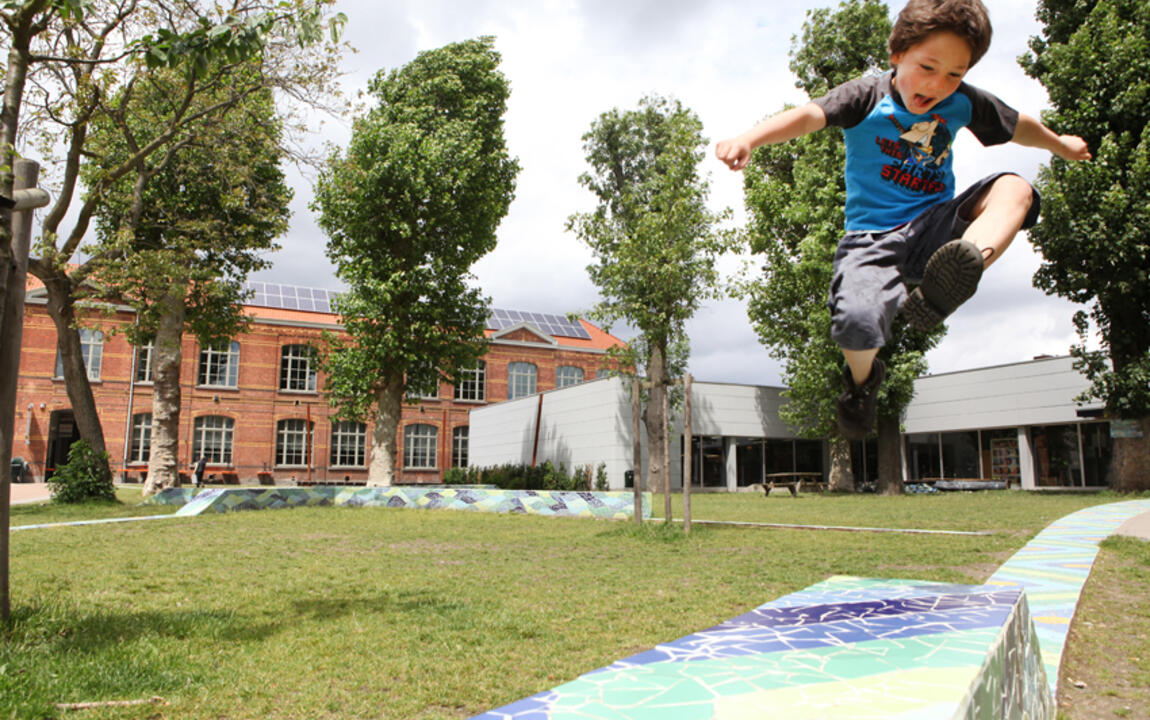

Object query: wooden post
[0,159,49,621]
[631,377,642,524]
[683,374,692,535]
[662,383,671,524]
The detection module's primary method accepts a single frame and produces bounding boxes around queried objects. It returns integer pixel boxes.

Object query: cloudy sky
[252,0,1091,387]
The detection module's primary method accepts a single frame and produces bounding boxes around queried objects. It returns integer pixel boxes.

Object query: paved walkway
[7,482,50,505]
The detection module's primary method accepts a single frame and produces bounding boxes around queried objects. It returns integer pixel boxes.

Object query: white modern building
[469,355,1114,491]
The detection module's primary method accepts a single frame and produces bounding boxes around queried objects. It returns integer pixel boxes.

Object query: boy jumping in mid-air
[716,0,1090,440]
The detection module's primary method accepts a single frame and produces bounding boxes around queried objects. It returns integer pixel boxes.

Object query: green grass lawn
[0,491,1130,719]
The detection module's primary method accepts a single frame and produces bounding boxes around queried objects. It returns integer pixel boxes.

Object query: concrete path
[7,482,50,506]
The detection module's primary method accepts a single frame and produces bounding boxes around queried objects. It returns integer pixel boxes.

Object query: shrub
[47,439,117,504]
[443,467,468,485]
[595,463,609,491]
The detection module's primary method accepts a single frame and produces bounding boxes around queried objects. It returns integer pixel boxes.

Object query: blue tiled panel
[172,486,650,521]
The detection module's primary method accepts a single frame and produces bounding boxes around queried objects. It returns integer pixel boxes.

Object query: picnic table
[759,472,827,497]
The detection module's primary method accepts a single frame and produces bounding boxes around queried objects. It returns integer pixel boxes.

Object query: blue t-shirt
[813,72,1019,232]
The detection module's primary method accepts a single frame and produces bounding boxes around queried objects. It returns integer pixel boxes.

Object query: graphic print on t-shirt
[875,113,954,196]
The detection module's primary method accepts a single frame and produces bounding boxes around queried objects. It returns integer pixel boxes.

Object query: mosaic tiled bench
[473,498,1150,719]
[473,575,1052,719]
[156,486,650,522]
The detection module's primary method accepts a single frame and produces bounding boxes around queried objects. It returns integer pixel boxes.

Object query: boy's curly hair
[889,0,992,68]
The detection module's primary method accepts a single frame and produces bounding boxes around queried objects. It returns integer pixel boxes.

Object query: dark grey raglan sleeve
[811,74,888,130]
[958,83,1020,146]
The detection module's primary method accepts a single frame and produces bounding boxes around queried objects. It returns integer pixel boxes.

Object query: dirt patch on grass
[1058,537,1150,720]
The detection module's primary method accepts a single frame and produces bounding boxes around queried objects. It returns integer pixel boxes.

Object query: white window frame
[404,424,437,469]
[129,413,152,464]
[507,362,537,400]
[55,328,104,381]
[330,420,366,468]
[135,341,155,383]
[193,416,234,465]
[454,362,486,402]
[198,341,240,388]
[452,426,469,468]
[280,344,317,392]
[275,418,312,467]
[556,365,584,388]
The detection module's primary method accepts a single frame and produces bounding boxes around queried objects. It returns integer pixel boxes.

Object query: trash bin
[624,469,634,488]
[11,457,27,483]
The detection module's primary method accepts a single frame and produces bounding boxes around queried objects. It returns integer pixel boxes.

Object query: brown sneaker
[836,358,885,440]
[902,239,983,331]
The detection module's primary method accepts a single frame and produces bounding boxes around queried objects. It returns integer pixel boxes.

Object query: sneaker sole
[903,240,983,331]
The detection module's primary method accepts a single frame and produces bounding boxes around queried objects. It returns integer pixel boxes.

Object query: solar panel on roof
[486,308,590,340]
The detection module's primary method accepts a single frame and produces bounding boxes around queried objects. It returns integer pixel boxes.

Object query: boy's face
[890,30,972,115]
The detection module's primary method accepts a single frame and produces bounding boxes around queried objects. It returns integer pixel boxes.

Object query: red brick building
[11,281,624,485]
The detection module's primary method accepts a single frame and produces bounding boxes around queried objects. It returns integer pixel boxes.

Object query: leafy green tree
[568,94,732,513]
[86,70,292,494]
[741,0,939,494]
[3,0,342,461]
[313,37,519,486]
[1021,0,1150,490]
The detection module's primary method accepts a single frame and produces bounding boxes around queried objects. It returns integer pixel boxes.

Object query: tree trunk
[644,344,669,520]
[143,291,186,496]
[368,377,404,486]
[43,275,107,457]
[828,436,853,492]
[1110,416,1150,492]
[876,414,903,495]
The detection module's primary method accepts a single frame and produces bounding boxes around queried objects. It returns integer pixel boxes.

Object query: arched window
[198,341,240,387]
[454,361,486,401]
[55,328,104,381]
[507,362,537,400]
[404,424,437,469]
[129,414,152,464]
[556,365,584,388]
[330,420,366,467]
[280,345,317,392]
[276,419,313,467]
[452,426,469,468]
[192,416,234,464]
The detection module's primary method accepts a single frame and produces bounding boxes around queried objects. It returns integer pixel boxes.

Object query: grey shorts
[828,173,1041,351]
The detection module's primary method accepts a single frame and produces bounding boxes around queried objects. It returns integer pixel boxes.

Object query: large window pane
[198,341,239,387]
[452,426,469,468]
[556,365,584,388]
[404,424,437,469]
[330,421,366,467]
[276,419,312,466]
[280,345,316,392]
[940,431,981,479]
[55,328,104,381]
[129,413,152,464]
[193,416,234,465]
[454,362,486,401]
[507,362,536,400]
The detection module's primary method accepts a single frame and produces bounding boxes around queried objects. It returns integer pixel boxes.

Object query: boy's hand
[716,138,752,171]
[1058,135,1091,162]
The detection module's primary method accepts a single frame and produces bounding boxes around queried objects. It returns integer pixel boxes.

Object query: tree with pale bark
[85,71,291,495]
[568,94,733,513]
[313,37,519,486]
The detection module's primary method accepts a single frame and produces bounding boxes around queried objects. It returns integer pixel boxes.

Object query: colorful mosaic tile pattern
[172,487,650,521]
[474,575,1052,719]
[140,487,198,506]
[986,498,1150,697]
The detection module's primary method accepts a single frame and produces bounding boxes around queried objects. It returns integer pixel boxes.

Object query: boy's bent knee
[990,174,1035,211]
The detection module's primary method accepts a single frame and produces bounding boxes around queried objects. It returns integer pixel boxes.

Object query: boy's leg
[959,173,1035,269]
[902,173,1040,331]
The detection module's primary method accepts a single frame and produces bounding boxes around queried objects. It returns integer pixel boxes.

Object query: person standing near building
[192,455,207,488]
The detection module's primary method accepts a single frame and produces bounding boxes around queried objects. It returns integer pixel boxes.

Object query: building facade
[470,356,1117,491]
[11,281,624,485]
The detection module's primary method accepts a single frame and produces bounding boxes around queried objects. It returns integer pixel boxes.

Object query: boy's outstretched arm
[716,103,827,171]
[1012,113,1091,162]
